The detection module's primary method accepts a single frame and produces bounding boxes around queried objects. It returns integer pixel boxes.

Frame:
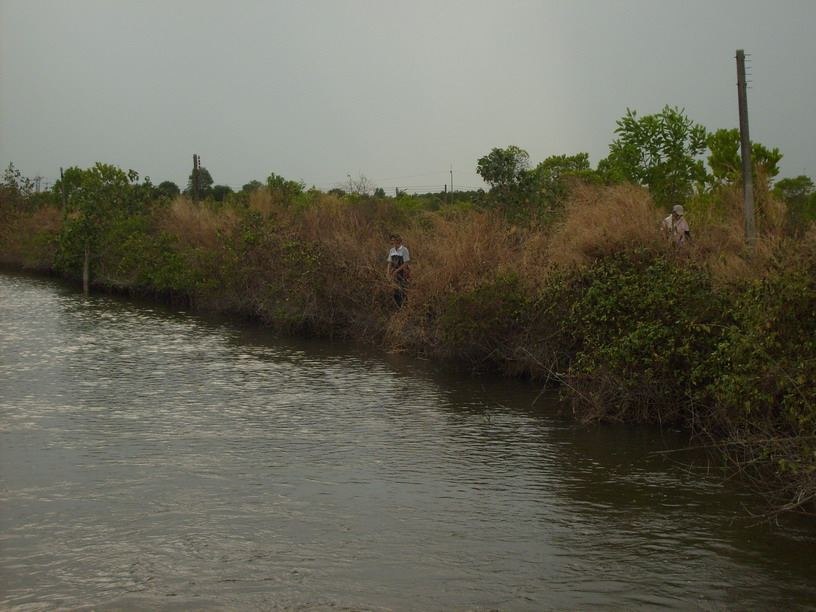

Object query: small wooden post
[83,240,90,295]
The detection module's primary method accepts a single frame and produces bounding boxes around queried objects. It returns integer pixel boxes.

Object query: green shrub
[704,263,816,468]
[562,250,727,423]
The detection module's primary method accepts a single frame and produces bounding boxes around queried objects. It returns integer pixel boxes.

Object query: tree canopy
[706,128,782,185]
[606,106,708,207]
[476,146,531,194]
[187,166,214,198]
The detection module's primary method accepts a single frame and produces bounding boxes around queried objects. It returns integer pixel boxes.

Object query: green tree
[2,162,33,196]
[157,180,180,198]
[595,156,628,185]
[187,167,214,199]
[265,173,307,208]
[775,175,814,202]
[774,175,816,230]
[528,153,598,206]
[53,163,140,291]
[607,106,708,207]
[241,180,263,193]
[131,176,159,206]
[1,163,34,214]
[267,172,305,196]
[706,128,783,185]
[476,146,530,198]
[211,184,234,202]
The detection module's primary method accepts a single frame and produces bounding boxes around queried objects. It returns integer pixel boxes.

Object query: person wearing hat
[662,204,690,244]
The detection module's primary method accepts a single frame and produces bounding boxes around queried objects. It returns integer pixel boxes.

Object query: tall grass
[0,205,61,268]
[543,183,664,268]
[157,197,240,250]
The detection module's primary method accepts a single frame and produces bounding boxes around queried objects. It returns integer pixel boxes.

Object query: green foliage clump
[264,239,327,332]
[706,128,782,186]
[529,153,596,203]
[266,172,306,206]
[475,148,601,224]
[606,106,708,208]
[95,216,191,293]
[52,163,152,282]
[561,250,726,423]
[476,146,531,196]
[696,252,816,510]
[2,163,35,213]
[705,266,816,440]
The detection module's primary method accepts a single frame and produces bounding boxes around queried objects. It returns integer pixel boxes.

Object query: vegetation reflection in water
[1,272,815,611]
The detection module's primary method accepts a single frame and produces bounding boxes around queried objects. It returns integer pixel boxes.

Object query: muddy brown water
[1,271,815,611]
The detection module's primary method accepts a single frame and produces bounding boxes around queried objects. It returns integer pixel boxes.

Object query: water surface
[1,271,814,610]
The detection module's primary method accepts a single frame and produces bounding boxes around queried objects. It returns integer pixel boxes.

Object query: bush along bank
[1,178,814,516]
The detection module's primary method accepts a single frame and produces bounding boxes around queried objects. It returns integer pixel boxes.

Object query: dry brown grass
[534,181,792,287]
[683,182,787,285]
[408,211,519,296]
[156,197,240,249]
[0,205,62,266]
[375,210,526,352]
[151,182,794,322]
[543,183,664,269]
[378,181,794,353]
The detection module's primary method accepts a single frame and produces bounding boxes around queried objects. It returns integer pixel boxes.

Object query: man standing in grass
[387,234,411,307]
[662,205,691,244]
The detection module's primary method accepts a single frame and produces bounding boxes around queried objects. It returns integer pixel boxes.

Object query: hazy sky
[1,0,814,195]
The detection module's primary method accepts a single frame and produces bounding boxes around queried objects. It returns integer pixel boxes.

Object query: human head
[672,205,685,217]
[389,234,402,245]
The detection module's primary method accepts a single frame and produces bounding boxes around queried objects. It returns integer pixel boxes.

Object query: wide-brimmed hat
[672,205,685,216]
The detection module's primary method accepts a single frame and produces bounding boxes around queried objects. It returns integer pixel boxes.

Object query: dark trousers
[393,274,408,307]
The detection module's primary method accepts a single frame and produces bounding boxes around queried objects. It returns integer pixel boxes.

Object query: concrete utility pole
[60,167,67,208]
[193,154,201,205]
[736,50,755,243]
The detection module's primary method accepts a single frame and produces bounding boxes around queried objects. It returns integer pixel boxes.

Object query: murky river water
[1,271,815,611]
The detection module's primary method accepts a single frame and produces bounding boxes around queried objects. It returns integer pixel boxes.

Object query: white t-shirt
[387,245,410,265]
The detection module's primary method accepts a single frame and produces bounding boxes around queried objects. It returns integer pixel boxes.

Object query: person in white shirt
[386,234,410,306]
[662,205,691,244]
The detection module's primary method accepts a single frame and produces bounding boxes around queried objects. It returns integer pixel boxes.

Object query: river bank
[1,182,814,515]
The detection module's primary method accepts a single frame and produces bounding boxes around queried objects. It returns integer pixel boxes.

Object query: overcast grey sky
[1,0,814,195]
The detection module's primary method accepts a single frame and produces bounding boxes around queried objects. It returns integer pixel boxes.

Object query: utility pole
[736,50,755,243]
[60,167,67,208]
[193,154,201,205]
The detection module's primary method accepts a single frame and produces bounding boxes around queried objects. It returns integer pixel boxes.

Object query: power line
[371,170,450,181]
